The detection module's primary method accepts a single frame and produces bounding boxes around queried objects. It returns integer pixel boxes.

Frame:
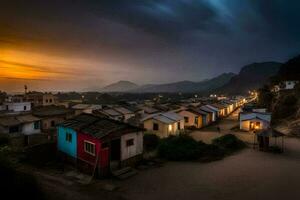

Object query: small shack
[256,129,285,152]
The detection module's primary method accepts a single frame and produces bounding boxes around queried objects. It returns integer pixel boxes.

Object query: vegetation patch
[212,134,246,154]
[144,133,160,151]
[157,134,246,161]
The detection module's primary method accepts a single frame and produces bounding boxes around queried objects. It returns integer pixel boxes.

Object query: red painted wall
[77,132,109,170]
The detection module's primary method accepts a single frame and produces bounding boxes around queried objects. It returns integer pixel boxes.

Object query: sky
[1,0,300,92]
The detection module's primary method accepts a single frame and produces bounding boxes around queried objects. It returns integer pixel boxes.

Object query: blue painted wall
[57,126,77,158]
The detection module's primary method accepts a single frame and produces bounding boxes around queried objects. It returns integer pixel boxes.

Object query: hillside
[131,73,235,93]
[217,62,282,95]
[101,81,139,92]
[276,55,300,81]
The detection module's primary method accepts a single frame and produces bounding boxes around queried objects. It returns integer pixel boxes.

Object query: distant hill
[277,55,300,81]
[101,81,139,92]
[217,62,282,95]
[130,73,236,93]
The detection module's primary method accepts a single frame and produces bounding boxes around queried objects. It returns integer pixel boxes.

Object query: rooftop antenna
[24,85,28,94]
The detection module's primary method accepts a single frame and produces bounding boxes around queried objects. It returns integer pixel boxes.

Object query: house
[210,103,227,118]
[98,108,124,121]
[177,108,204,128]
[281,80,299,90]
[199,105,216,122]
[25,92,57,107]
[0,114,41,135]
[33,105,75,133]
[141,112,184,138]
[57,114,144,177]
[1,102,31,112]
[205,104,220,119]
[72,104,102,115]
[239,112,271,132]
[112,107,135,122]
[0,113,42,146]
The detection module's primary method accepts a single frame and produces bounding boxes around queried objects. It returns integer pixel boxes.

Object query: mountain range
[217,62,282,94]
[89,61,282,94]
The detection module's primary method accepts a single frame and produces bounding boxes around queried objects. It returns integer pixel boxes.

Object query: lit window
[168,124,172,132]
[84,141,95,156]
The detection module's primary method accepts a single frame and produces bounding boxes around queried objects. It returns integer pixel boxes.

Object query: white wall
[121,131,143,161]
[21,122,41,135]
[3,102,31,112]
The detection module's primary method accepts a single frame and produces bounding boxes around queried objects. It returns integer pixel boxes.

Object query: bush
[212,134,246,153]
[144,134,160,151]
[158,134,202,161]
[0,135,10,146]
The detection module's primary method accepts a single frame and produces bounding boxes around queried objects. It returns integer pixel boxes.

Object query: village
[1,79,299,200]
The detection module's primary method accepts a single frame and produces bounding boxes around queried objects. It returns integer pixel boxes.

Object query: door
[110,139,121,161]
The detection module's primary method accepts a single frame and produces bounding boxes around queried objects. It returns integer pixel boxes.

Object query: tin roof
[60,113,143,139]
[141,112,183,124]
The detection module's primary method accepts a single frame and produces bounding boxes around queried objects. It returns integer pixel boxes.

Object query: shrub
[144,134,160,151]
[212,134,246,153]
[0,135,10,146]
[158,134,202,161]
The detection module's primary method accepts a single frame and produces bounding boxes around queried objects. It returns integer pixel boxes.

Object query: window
[50,99,53,103]
[24,106,27,111]
[184,117,189,123]
[84,141,95,156]
[34,121,40,129]
[153,123,159,131]
[126,139,134,147]
[51,120,55,127]
[177,122,181,130]
[46,99,48,103]
[195,116,199,125]
[66,133,72,142]
[9,125,19,133]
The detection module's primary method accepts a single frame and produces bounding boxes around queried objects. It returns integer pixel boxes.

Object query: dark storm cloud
[1,0,300,90]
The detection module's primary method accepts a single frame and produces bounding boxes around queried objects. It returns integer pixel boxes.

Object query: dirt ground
[35,108,300,200]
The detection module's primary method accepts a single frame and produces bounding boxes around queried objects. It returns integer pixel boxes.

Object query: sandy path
[119,137,300,200]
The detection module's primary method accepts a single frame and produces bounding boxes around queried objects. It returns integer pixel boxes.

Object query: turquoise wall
[57,126,77,158]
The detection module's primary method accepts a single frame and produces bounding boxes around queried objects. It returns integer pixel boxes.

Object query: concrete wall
[3,102,31,112]
[143,119,184,138]
[178,110,198,127]
[21,122,41,135]
[121,131,143,161]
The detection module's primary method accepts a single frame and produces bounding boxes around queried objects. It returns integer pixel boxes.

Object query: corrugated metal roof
[102,109,122,116]
[60,113,143,139]
[141,112,183,124]
[113,107,133,115]
[0,114,40,126]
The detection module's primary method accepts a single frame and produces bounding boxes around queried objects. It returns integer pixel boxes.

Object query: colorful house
[57,114,144,177]
[239,112,271,132]
[177,108,204,128]
[142,112,184,138]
